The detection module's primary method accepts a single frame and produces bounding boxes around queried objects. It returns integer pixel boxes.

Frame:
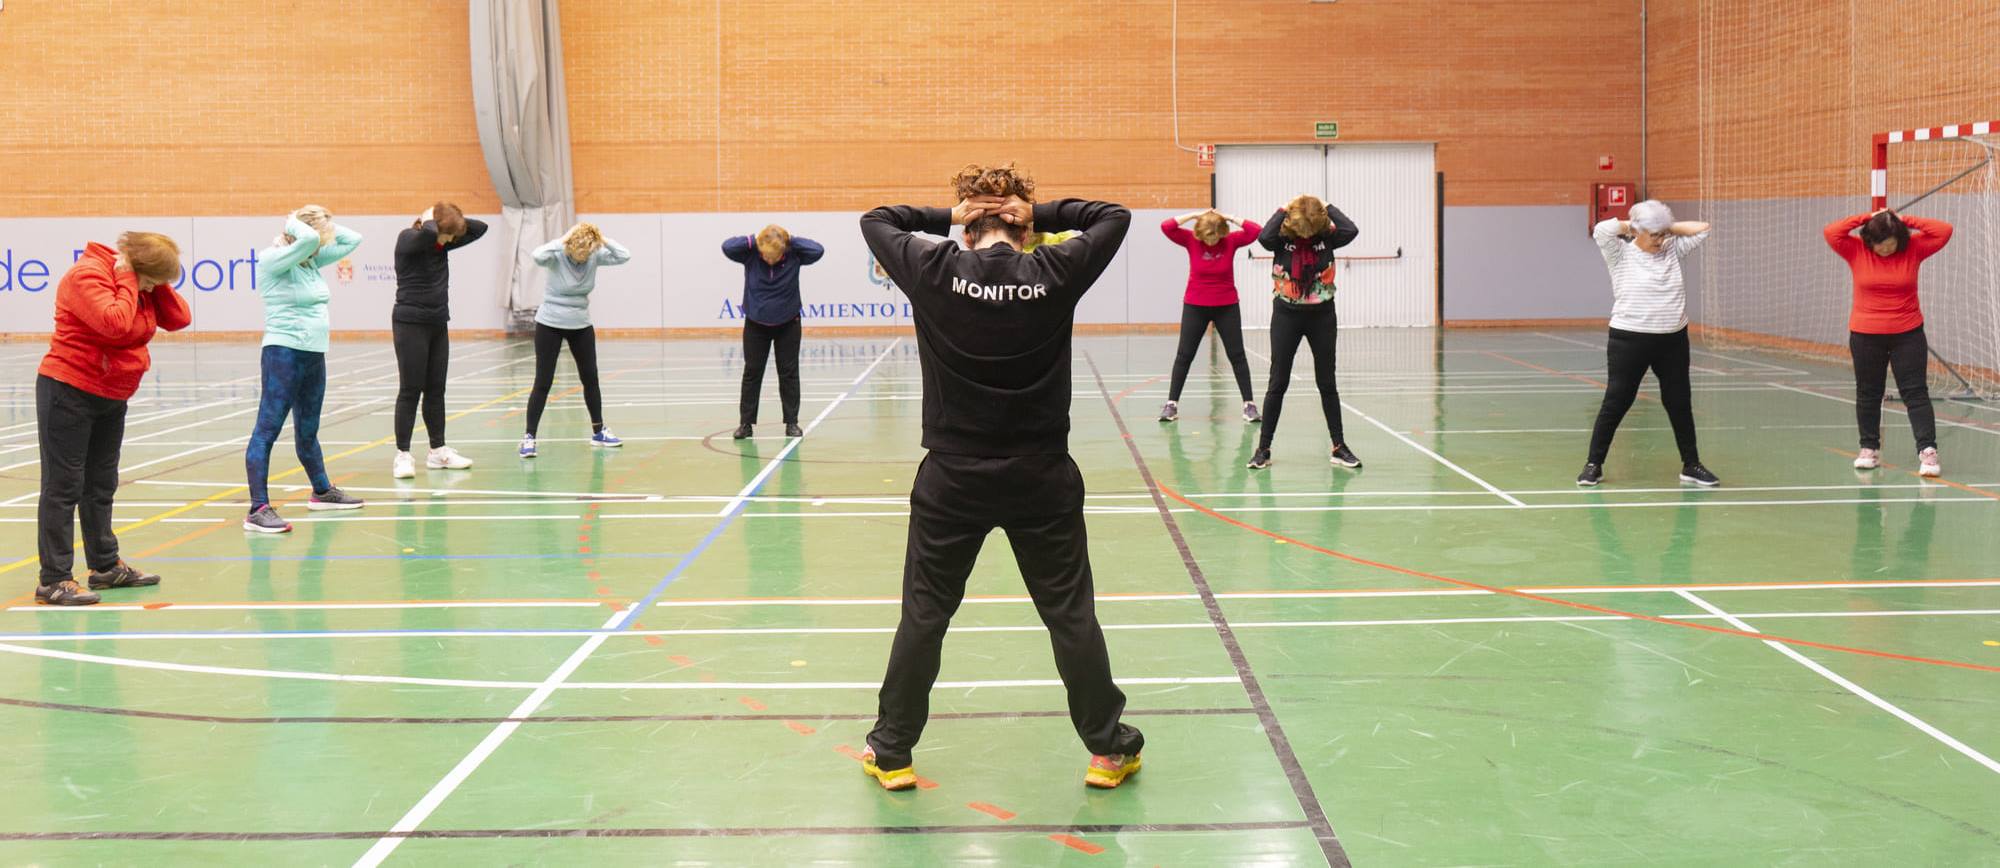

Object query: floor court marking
[350,337,902,868]
[0,819,1313,843]
[1154,481,2000,674]
[7,606,1999,643]
[1087,353,1352,868]
[1772,381,2000,438]
[1674,590,2000,775]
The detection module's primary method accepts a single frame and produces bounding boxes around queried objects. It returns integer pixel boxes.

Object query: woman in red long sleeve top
[1823,209,1952,476]
[32,233,192,606]
[1157,210,1262,424]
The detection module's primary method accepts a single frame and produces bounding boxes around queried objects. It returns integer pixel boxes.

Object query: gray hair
[1628,200,1674,234]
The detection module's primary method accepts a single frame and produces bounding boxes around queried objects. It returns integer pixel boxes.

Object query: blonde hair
[566,223,604,262]
[1192,211,1229,246]
[117,232,182,285]
[1282,195,1330,240]
[286,205,334,246]
[755,224,791,263]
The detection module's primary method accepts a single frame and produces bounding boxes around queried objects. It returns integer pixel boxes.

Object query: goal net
[1680,1,2000,400]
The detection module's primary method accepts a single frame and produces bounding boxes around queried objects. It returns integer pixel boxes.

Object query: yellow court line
[0,381,539,579]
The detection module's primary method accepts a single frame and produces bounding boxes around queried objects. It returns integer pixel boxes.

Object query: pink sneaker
[1852,448,1880,470]
[1918,448,1941,478]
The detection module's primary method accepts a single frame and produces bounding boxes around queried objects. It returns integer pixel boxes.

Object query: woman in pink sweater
[1158,209,1262,423]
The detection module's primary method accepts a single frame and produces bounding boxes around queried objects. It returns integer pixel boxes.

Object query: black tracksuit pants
[36,376,125,585]
[1587,326,1700,465]
[392,319,450,451]
[867,452,1144,769]
[1850,326,1937,451]
[740,317,801,426]
[1259,300,1344,450]
[1168,302,1255,403]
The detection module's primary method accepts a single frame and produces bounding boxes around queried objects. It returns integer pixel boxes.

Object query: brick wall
[1,0,1644,217]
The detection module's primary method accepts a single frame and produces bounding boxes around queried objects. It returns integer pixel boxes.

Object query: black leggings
[1586,327,1700,465]
[1850,326,1936,451]
[741,317,802,426]
[392,320,449,451]
[1259,300,1343,450]
[1168,302,1254,403]
[526,323,603,437]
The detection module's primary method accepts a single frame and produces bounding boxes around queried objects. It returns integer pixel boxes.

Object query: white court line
[1532,331,1810,375]
[132,479,660,500]
[1674,590,2000,776]
[11,607,2000,642]
[352,336,904,867]
[1769,382,2000,439]
[7,601,606,613]
[1243,346,1524,506]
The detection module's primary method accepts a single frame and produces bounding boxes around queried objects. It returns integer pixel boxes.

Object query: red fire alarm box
[1591,182,1636,232]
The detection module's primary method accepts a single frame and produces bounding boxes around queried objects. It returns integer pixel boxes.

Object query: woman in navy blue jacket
[723,225,824,439]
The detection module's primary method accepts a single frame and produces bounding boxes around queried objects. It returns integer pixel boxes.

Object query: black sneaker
[35,579,100,606]
[87,560,160,590]
[1329,443,1362,469]
[1576,463,1603,487]
[1158,401,1179,423]
[308,487,365,511]
[1247,447,1272,469]
[732,424,753,440]
[244,504,293,534]
[785,423,804,438]
[1680,462,1721,487]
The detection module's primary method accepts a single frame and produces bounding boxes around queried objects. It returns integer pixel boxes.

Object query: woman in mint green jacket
[242,206,366,533]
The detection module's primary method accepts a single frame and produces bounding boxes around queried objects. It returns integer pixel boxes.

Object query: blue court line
[139,552,679,563]
[610,340,899,632]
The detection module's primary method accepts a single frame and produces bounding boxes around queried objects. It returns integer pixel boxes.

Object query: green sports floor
[0,328,1995,867]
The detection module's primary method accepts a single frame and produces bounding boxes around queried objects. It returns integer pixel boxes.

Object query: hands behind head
[951,195,1005,226]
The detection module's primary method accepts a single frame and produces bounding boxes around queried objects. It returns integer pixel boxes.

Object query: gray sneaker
[308,487,365,511]
[1158,401,1179,423]
[243,504,293,534]
[1242,401,1262,423]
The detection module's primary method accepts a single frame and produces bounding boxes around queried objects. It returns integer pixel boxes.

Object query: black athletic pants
[1259,300,1344,450]
[392,320,449,451]
[867,452,1144,769]
[1850,326,1936,451]
[37,376,125,585]
[1168,302,1254,403]
[1586,327,1700,465]
[526,323,604,438]
[740,316,801,426]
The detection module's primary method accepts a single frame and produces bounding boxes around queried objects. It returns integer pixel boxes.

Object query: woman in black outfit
[390,201,487,478]
[1249,194,1359,470]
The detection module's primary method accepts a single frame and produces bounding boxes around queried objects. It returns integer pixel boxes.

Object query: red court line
[967,802,1016,821]
[785,721,817,736]
[1050,834,1105,855]
[1481,350,1648,399]
[1156,481,2000,674]
[1113,374,1167,403]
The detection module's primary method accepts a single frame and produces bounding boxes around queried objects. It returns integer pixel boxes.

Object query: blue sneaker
[518,434,537,458]
[591,428,623,448]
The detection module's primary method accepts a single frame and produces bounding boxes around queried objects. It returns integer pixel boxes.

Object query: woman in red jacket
[33,232,192,605]
[1157,209,1262,424]
[1824,209,1953,477]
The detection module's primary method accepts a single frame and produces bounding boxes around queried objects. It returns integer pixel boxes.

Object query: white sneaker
[1918,447,1941,478]
[427,445,473,470]
[1852,448,1880,470]
[392,451,416,479]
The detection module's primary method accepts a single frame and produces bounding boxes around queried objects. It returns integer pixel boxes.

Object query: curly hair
[431,201,468,238]
[1192,211,1229,246]
[565,222,603,262]
[1282,195,1330,240]
[950,163,1036,244]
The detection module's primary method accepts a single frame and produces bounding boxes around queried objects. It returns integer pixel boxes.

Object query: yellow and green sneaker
[860,748,917,791]
[1084,753,1142,789]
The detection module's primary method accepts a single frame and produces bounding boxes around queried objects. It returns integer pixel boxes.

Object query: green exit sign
[1314,121,1340,139]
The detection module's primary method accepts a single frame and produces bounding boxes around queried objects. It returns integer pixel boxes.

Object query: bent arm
[260,218,322,275]
[1256,209,1287,251]
[594,236,633,266]
[312,224,363,268]
[790,236,826,265]
[151,285,193,332]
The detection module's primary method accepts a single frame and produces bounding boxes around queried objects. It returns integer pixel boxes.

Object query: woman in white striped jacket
[1578,200,1719,488]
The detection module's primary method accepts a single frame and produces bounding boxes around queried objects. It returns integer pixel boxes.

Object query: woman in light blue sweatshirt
[519,222,631,458]
[243,206,365,533]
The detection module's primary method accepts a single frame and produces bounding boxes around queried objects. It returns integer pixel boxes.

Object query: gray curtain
[469,0,575,316]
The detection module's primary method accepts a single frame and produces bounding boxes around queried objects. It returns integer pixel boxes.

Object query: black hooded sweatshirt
[392,218,489,324]
[859,199,1130,457]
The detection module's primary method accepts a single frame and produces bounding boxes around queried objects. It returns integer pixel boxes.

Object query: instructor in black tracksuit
[857,173,1145,790]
